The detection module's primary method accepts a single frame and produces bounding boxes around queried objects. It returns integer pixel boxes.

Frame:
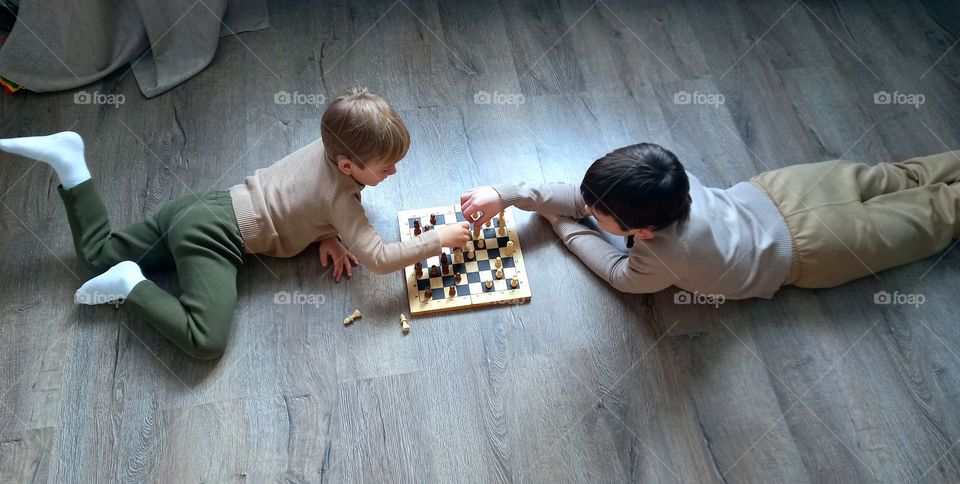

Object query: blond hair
[321,87,410,167]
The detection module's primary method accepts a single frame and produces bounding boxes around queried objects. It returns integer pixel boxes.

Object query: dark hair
[580,143,691,230]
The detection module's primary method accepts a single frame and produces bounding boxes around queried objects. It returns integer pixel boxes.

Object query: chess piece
[485,280,493,289]
[510,277,519,288]
[473,224,481,239]
[400,314,410,334]
[453,250,463,264]
[430,213,436,225]
[495,267,503,279]
[494,256,502,268]
[343,308,362,325]
[498,215,505,228]
[440,253,448,265]
[455,272,462,284]
[448,286,456,297]
[504,241,514,257]
[424,289,432,300]
[477,238,485,249]
[413,220,421,236]
[499,210,505,220]
[430,265,440,277]
[414,261,423,277]
[484,219,491,228]
[497,226,506,236]
[467,248,475,260]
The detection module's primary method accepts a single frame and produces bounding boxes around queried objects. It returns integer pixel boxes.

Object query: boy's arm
[329,193,441,275]
[551,217,679,294]
[494,182,589,219]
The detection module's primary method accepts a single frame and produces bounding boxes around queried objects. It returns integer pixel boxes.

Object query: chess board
[398,205,532,316]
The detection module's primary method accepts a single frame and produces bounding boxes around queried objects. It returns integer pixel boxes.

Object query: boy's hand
[318,238,359,283]
[460,186,502,227]
[437,222,471,247]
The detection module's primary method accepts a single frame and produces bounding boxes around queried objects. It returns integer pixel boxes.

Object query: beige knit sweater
[228,138,441,274]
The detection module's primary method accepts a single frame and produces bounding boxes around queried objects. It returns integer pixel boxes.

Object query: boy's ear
[336,156,355,175]
[633,226,656,240]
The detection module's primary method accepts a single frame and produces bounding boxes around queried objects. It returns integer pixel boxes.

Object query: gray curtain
[0,0,268,97]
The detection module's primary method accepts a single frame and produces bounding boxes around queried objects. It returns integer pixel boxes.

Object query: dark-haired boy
[461,143,960,299]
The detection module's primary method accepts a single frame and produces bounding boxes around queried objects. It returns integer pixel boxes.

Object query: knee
[187,335,228,360]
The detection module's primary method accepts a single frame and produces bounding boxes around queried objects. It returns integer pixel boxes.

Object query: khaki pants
[751,151,960,288]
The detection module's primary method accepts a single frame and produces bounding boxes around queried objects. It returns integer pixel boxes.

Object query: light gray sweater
[494,173,794,299]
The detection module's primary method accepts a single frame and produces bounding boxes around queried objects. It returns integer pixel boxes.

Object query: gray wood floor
[1,0,959,482]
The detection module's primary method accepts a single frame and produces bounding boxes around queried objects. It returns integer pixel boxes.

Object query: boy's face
[586,204,656,240]
[337,156,398,186]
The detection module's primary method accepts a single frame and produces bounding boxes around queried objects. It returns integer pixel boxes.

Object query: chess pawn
[484,219,491,228]
[485,280,493,289]
[467,248,475,260]
[424,289,432,300]
[504,241,514,257]
[448,286,457,297]
[498,210,505,220]
[497,226,505,236]
[430,213,437,225]
[495,267,503,279]
[477,238,485,249]
[414,261,423,277]
[430,265,440,277]
[510,277,519,288]
[413,219,422,236]
[498,215,505,228]
[494,256,502,268]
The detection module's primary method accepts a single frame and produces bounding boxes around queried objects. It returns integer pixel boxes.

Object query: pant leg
[124,191,245,360]
[58,179,174,272]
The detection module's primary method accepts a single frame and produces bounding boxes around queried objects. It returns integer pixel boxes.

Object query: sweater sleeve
[551,217,679,294]
[493,182,588,219]
[329,192,441,275]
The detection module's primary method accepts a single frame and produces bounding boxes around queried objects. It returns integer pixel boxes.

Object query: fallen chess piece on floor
[400,313,410,333]
[343,308,362,325]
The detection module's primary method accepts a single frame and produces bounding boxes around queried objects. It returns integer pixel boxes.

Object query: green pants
[59,180,245,359]
[752,151,960,288]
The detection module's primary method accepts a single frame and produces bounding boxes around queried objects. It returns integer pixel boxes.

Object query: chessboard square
[477,260,490,271]
[475,249,488,260]
[483,228,496,239]
[453,263,467,274]
[465,261,479,272]
[497,236,510,246]
[456,211,467,222]
[429,277,443,288]
[469,282,482,294]
[435,214,446,225]
[502,257,515,268]
[417,279,431,291]
[407,217,417,228]
[504,267,517,279]
[431,288,445,300]
[442,275,456,286]
[494,279,508,291]
[467,271,481,283]
[486,248,500,259]
[457,284,470,295]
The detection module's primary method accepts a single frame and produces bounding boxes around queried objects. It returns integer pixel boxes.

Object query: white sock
[0,131,91,189]
[74,261,147,305]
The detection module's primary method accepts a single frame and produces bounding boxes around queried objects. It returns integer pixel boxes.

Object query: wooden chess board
[398,205,532,316]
